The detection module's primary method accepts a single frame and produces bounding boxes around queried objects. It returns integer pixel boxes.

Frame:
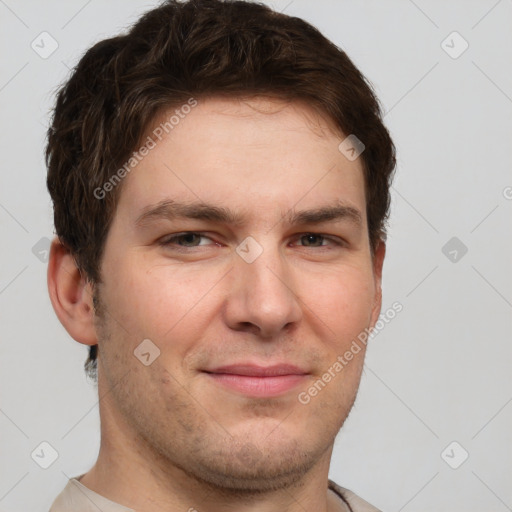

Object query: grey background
[1,0,511,511]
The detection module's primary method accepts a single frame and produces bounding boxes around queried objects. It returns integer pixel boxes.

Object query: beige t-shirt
[49,475,382,512]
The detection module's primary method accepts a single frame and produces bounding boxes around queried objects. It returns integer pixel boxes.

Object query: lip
[205,363,308,377]
[202,364,309,398]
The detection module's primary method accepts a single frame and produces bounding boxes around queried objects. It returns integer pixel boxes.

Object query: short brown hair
[46,0,396,381]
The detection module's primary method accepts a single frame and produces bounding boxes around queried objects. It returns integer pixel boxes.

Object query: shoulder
[328,479,383,512]
[48,476,135,512]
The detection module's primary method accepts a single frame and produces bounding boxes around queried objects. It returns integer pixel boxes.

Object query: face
[93,96,384,492]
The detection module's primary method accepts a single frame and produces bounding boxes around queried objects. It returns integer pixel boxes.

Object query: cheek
[304,266,375,344]
[103,257,224,344]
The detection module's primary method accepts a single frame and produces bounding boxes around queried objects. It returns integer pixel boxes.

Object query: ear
[47,237,98,345]
[369,240,386,329]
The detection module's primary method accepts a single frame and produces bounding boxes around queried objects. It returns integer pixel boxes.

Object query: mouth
[202,364,310,398]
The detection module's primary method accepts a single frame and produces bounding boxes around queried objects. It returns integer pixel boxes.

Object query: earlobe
[47,237,98,345]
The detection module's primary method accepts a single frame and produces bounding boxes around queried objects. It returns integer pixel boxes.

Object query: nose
[222,242,302,338]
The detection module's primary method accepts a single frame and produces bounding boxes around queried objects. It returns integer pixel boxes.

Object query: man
[46,0,395,510]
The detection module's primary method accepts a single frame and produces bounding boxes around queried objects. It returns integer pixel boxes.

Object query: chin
[179,435,323,495]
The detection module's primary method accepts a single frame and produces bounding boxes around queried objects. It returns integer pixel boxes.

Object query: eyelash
[159,232,344,249]
[159,232,216,249]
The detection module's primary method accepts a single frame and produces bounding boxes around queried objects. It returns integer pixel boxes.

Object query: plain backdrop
[1,1,511,511]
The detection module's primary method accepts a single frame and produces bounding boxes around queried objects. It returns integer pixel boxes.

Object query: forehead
[116,96,366,222]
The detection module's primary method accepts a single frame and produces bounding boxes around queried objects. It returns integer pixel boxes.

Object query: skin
[48,96,385,512]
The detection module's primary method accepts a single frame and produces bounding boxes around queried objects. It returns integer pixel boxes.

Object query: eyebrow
[286,203,362,227]
[135,200,243,227]
[135,199,362,228]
